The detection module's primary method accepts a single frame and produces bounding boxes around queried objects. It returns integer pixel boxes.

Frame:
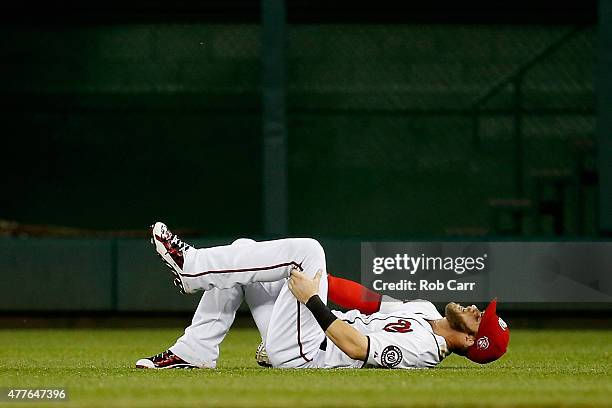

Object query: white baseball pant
[169,237,328,368]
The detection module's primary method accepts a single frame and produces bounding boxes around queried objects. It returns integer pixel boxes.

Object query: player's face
[444,302,482,335]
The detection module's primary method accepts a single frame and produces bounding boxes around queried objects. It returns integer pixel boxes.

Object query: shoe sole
[136,363,197,369]
[151,222,187,295]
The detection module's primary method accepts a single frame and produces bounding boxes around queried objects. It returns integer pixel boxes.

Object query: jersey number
[383,319,413,333]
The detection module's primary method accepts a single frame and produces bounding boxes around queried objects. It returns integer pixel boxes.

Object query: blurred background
[0,0,610,316]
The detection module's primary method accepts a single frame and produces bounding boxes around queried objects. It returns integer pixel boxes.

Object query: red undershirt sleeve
[327,274,382,315]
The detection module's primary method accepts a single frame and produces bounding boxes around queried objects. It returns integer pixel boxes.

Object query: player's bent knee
[297,238,325,261]
[231,238,256,246]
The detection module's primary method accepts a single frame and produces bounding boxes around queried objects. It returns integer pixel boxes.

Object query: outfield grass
[0,327,610,407]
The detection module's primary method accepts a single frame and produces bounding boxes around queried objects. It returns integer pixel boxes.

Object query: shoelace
[169,235,191,251]
[152,351,171,361]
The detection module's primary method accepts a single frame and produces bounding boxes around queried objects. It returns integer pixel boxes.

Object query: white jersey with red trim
[317,299,450,369]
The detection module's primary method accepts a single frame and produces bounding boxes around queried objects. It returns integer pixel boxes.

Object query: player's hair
[445,303,475,335]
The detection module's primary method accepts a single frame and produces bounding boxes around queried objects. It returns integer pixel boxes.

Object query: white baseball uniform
[167,238,448,369]
[317,300,449,369]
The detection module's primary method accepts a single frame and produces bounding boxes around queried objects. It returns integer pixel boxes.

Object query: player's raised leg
[151,221,326,294]
[139,235,288,369]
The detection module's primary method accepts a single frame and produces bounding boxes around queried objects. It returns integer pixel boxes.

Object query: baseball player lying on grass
[136,222,510,370]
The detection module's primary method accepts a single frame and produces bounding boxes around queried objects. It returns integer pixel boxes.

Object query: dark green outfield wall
[0,24,597,238]
[0,237,362,312]
[2,236,609,312]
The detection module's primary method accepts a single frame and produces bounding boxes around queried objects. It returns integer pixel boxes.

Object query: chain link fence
[286,25,597,238]
[0,22,598,238]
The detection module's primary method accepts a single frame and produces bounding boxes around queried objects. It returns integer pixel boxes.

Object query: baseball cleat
[255,341,272,368]
[151,221,193,294]
[135,350,198,369]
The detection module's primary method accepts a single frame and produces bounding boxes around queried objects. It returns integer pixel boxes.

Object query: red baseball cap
[466,299,510,364]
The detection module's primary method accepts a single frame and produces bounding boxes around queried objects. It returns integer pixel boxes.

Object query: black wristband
[305,295,337,332]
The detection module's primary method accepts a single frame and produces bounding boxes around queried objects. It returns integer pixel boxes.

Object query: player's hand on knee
[288,269,322,304]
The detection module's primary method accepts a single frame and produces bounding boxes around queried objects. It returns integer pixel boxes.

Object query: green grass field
[0,327,610,407]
